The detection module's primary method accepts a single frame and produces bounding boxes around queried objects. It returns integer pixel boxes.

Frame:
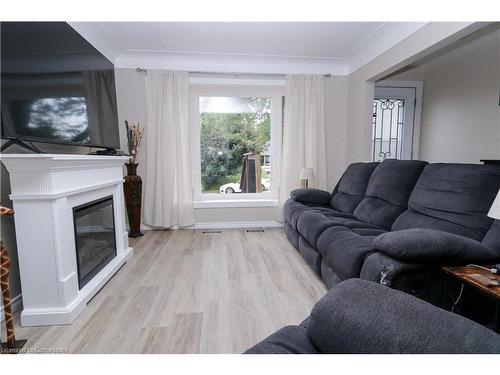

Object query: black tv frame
[0,22,121,153]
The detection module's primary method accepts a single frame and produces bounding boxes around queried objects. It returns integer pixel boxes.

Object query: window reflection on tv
[13,97,90,144]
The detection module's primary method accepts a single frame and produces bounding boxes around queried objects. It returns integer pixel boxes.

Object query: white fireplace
[0,154,133,326]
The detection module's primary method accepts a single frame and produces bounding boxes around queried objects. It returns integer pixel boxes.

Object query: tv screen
[1,22,120,149]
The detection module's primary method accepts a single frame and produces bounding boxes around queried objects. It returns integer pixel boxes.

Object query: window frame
[190,80,284,208]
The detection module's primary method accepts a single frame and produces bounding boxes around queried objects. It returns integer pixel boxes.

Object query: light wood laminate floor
[10,229,327,353]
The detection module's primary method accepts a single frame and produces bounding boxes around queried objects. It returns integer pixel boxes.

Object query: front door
[372,85,417,162]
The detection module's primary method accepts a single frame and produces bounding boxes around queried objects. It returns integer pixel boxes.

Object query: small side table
[442,266,500,333]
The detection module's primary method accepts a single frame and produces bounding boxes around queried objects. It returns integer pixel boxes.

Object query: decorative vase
[123,162,144,238]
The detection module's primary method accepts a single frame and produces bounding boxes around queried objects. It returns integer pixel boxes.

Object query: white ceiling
[99,22,385,58]
[70,22,428,75]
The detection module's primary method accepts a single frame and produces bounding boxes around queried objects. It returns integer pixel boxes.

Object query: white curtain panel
[279,75,327,206]
[143,70,194,228]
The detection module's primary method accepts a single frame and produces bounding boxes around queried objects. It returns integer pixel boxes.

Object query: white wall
[114,69,348,224]
[113,69,148,178]
[390,29,500,163]
[325,76,348,190]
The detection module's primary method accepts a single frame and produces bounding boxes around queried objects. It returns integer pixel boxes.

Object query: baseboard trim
[192,221,283,229]
[140,221,283,231]
[0,293,23,325]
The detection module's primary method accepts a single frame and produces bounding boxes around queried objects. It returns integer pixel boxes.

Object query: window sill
[193,198,278,209]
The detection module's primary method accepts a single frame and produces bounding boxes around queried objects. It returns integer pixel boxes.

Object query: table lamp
[487,188,500,272]
[300,168,314,188]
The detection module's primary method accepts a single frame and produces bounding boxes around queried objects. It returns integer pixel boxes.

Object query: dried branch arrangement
[125,120,144,164]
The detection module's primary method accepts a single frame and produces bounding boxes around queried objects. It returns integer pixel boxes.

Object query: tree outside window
[199,96,271,193]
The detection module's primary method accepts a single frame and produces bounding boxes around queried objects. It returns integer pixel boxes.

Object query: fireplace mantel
[0,154,133,326]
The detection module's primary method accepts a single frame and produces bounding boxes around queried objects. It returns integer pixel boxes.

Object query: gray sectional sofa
[283,159,500,304]
[245,279,500,354]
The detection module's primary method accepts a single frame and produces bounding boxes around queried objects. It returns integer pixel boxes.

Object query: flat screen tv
[1,22,120,151]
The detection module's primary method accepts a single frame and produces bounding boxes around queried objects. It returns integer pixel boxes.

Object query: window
[190,82,283,207]
[372,97,406,161]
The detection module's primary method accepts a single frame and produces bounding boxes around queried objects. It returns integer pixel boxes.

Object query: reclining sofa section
[245,279,500,354]
[283,159,500,304]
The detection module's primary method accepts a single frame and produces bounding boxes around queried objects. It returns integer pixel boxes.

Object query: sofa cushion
[316,226,377,280]
[374,228,500,264]
[320,211,360,221]
[244,325,319,354]
[307,279,500,354]
[290,205,335,230]
[284,199,309,225]
[330,162,379,213]
[353,159,428,229]
[297,211,383,249]
[283,199,328,229]
[284,198,352,232]
[392,163,500,241]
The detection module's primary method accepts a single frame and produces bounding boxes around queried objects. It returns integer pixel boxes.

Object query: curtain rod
[135,68,331,78]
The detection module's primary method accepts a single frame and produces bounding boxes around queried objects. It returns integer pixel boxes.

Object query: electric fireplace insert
[73,196,117,289]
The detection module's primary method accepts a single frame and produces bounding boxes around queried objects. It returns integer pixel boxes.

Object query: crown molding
[115,50,349,75]
[69,22,435,76]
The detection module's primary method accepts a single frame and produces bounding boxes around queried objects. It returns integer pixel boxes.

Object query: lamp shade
[300,167,314,181]
[488,188,500,220]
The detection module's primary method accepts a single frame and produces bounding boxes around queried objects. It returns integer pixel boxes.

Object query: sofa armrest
[244,325,319,354]
[290,188,332,205]
[307,279,500,353]
[374,228,500,264]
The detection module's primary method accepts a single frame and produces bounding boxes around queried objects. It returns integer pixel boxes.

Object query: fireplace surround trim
[0,154,133,326]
